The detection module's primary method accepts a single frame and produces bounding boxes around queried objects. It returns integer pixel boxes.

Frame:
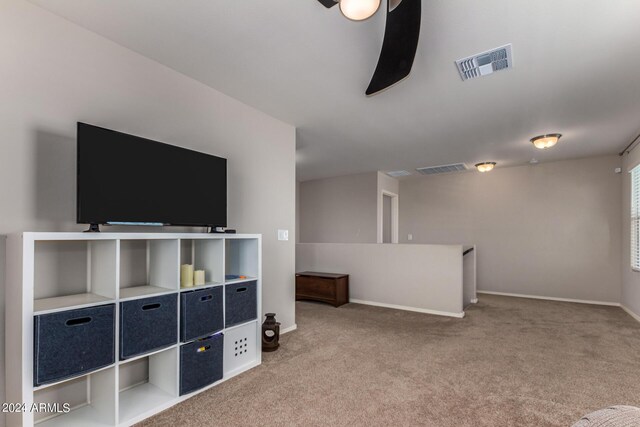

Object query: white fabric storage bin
[223,321,257,377]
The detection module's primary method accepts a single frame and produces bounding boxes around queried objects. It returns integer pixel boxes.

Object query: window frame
[631,164,640,271]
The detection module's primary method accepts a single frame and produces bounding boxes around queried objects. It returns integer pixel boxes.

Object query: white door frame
[378,190,399,243]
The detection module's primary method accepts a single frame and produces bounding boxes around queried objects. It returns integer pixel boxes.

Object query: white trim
[621,305,640,323]
[378,190,399,244]
[477,290,620,307]
[349,299,465,318]
[280,324,297,334]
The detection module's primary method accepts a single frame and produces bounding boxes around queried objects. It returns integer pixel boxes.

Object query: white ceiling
[29,0,640,181]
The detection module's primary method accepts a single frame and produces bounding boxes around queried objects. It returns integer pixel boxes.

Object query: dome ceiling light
[475,162,496,173]
[531,134,562,150]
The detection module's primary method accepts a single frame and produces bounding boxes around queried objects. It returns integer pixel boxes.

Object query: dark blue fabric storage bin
[180,286,223,342]
[225,280,257,328]
[179,333,223,395]
[120,294,177,360]
[34,304,115,386]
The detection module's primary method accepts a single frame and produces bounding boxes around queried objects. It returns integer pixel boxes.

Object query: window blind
[632,165,640,270]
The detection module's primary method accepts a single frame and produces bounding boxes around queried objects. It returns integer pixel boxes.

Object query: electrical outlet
[408,234,413,241]
[278,229,289,241]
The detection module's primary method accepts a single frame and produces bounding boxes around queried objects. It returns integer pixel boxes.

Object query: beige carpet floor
[139,295,640,427]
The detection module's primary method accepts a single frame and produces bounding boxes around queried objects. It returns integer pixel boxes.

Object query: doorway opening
[380,191,398,243]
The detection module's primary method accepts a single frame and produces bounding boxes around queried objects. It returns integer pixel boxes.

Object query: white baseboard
[477,290,620,307]
[621,305,640,323]
[280,324,297,334]
[349,299,465,318]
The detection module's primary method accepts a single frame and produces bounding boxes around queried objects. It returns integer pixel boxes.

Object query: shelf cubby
[34,367,116,427]
[34,240,117,314]
[118,347,178,424]
[225,238,259,283]
[179,238,224,290]
[119,239,179,300]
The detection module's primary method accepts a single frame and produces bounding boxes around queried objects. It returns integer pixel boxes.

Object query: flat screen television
[77,122,227,228]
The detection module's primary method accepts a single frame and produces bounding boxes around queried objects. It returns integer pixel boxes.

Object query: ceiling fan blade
[388,0,403,12]
[365,0,421,96]
[317,0,338,8]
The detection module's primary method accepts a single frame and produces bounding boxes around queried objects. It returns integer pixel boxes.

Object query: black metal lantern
[262,313,280,352]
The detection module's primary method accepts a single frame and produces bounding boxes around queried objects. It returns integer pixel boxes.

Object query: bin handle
[66,317,92,326]
[200,294,213,302]
[236,287,247,293]
[197,345,211,353]
[142,303,161,311]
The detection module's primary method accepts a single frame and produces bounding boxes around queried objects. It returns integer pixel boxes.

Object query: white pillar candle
[194,270,205,286]
[181,264,194,288]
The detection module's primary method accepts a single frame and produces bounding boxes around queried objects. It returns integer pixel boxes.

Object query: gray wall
[297,243,465,316]
[0,1,296,422]
[621,147,640,318]
[399,155,622,303]
[298,172,378,243]
[377,171,400,195]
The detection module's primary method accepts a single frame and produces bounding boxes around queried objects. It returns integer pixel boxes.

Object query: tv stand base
[84,224,101,232]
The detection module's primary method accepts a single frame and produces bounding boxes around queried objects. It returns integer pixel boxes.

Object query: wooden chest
[295,271,349,307]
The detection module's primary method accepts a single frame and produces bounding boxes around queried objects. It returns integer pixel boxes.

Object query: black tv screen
[77,123,227,227]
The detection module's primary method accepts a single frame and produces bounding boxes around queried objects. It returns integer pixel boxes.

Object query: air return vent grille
[416,163,468,175]
[455,44,512,81]
[386,170,411,177]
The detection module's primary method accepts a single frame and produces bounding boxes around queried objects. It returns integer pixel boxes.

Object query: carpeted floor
[139,295,640,427]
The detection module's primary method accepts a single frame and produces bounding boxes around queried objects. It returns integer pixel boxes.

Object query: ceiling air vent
[455,44,513,81]
[416,163,468,175]
[386,170,411,177]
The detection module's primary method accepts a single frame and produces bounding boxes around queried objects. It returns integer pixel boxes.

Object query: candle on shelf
[181,264,194,288]
[194,270,205,286]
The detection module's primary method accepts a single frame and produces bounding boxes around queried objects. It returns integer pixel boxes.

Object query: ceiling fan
[317,0,421,96]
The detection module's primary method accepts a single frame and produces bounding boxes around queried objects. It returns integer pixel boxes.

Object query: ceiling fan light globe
[339,0,381,21]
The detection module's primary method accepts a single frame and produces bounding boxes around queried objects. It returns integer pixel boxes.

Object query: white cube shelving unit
[6,232,262,427]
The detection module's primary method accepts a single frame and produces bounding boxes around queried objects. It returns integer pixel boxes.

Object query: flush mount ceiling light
[531,134,562,150]
[339,0,381,21]
[475,162,496,173]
